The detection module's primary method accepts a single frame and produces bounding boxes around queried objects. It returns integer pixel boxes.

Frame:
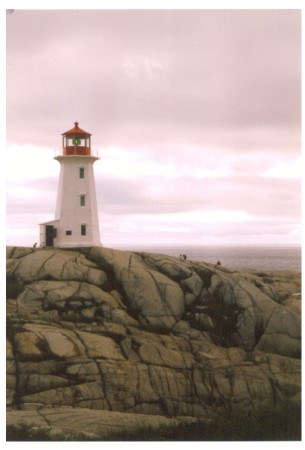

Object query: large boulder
[6,406,202,439]
[197,270,301,356]
[89,248,185,331]
[7,248,108,289]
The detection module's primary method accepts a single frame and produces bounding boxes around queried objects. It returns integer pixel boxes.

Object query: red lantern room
[62,122,92,156]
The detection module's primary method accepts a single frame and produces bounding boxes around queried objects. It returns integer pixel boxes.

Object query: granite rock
[6,246,301,435]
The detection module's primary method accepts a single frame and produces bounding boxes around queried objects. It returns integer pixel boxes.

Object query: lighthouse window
[65,230,72,236]
[80,195,86,206]
[79,167,85,178]
[81,224,87,236]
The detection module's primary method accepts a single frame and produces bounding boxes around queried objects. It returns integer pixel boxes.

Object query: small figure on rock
[216,260,221,265]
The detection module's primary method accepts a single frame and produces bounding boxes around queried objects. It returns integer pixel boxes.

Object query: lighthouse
[40,122,101,248]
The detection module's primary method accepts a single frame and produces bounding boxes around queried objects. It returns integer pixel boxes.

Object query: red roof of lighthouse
[62,122,91,136]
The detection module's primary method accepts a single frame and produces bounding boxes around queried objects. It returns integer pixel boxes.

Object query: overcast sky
[6,8,301,247]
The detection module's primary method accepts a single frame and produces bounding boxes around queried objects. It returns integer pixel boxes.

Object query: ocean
[115,245,301,272]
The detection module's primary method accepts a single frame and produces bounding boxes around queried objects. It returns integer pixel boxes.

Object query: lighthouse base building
[40,122,101,248]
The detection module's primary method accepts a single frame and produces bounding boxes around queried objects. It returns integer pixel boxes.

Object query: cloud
[7,170,300,221]
[97,209,300,247]
[7,10,301,148]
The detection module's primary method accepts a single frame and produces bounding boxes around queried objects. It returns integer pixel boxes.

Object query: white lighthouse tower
[40,122,101,248]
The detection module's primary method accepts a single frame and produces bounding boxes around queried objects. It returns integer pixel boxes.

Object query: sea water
[115,245,301,272]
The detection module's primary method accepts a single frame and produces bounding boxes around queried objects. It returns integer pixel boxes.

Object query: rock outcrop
[6,246,301,436]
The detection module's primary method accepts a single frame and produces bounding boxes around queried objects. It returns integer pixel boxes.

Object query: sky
[5,6,302,248]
